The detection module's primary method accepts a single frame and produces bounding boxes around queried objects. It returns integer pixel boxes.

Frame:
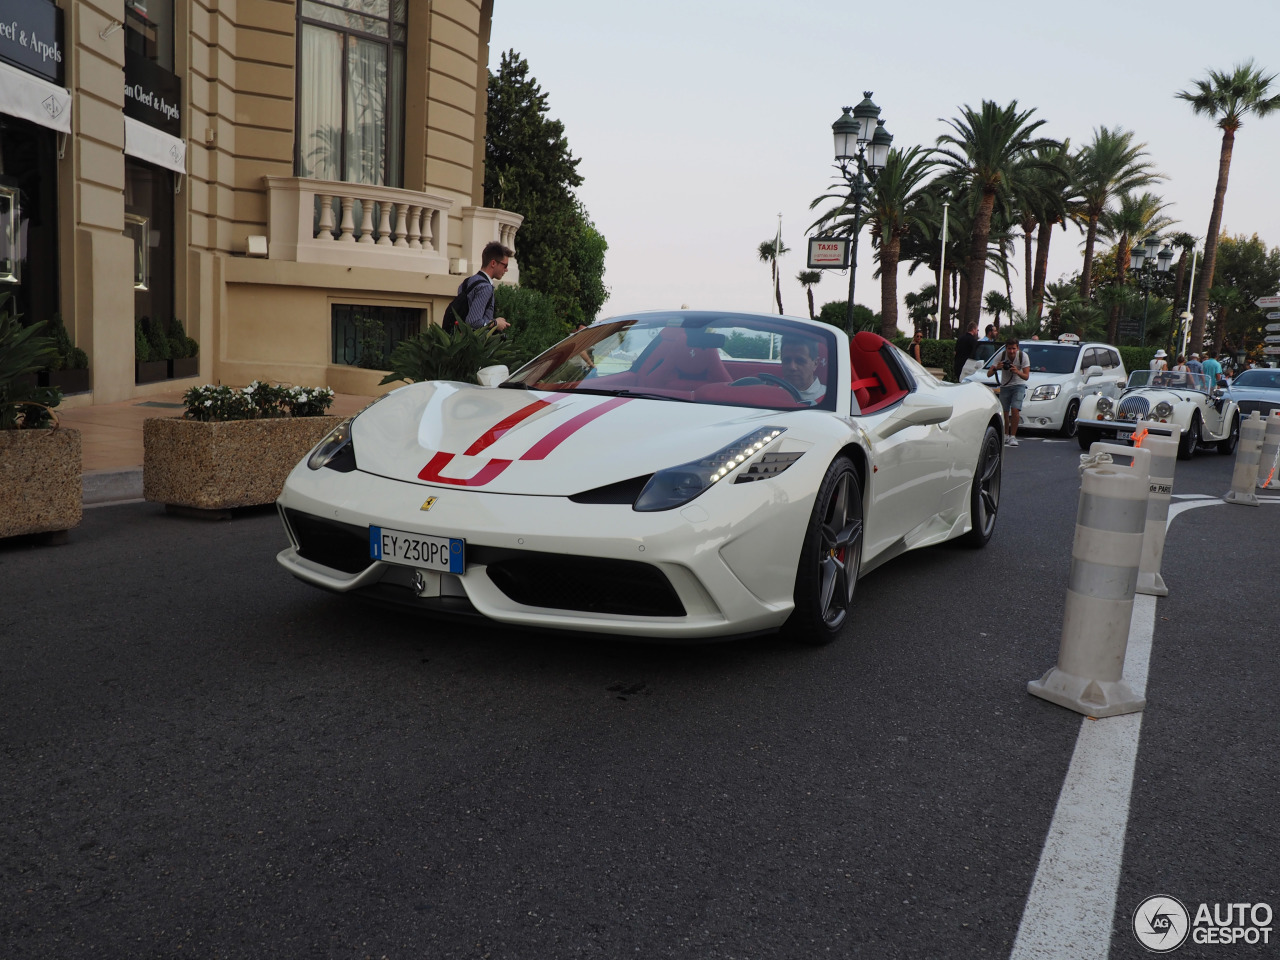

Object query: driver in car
[779,336,826,404]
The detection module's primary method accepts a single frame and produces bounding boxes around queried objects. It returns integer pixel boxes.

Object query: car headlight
[1096,396,1114,416]
[1030,384,1060,401]
[1154,401,1173,419]
[307,418,354,470]
[634,427,786,512]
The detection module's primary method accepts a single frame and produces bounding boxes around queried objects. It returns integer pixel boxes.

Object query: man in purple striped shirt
[457,241,513,332]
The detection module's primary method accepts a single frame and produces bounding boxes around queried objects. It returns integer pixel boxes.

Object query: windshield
[1126,369,1212,393]
[1231,369,1280,389]
[504,312,839,411]
[984,342,1080,374]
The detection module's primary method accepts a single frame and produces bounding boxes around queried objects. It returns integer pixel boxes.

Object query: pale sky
[489,0,1280,332]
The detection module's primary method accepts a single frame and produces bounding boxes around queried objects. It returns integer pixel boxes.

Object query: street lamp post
[831,94,891,334]
[1128,235,1173,347]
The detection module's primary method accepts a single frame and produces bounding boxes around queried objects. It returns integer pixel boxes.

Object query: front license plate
[369,525,465,573]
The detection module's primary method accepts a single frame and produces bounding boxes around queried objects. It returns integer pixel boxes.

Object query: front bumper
[275,461,816,639]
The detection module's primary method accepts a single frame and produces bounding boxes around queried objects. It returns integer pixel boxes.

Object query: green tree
[934,100,1057,330]
[1071,127,1161,300]
[1010,141,1073,322]
[796,270,822,319]
[1204,233,1280,357]
[485,50,608,324]
[818,300,879,333]
[1176,60,1280,353]
[864,146,937,339]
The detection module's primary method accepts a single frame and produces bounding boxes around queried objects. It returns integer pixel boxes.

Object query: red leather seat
[849,331,909,413]
[636,328,731,388]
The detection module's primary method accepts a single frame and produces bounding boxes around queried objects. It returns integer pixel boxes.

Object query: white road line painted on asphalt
[1010,496,1277,960]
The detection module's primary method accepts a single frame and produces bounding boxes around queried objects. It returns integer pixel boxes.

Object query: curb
[83,468,143,505]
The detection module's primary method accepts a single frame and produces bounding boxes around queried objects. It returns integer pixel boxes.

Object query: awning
[0,59,71,134]
[124,115,186,175]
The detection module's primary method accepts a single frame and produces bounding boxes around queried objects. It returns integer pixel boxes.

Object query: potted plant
[167,318,199,380]
[0,298,81,541]
[134,316,169,383]
[37,313,91,395]
[143,380,341,515]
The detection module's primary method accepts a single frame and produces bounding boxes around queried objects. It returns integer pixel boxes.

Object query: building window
[332,303,420,368]
[124,0,175,72]
[297,0,406,187]
[125,159,173,325]
[0,117,59,323]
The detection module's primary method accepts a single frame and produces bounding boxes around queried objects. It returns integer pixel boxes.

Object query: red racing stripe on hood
[520,397,631,461]
[463,398,558,456]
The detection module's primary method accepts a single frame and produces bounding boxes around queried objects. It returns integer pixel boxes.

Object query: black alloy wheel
[786,456,863,645]
[1177,413,1202,461]
[1059,399,1080,438]
[1218,413,1240,455]
[963,424,1002,547]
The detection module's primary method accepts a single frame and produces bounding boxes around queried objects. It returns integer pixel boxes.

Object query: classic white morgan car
[1075,369,1240,460]
[276,311,1004,644]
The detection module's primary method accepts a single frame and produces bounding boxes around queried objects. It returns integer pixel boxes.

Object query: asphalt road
[1,436,1276,959]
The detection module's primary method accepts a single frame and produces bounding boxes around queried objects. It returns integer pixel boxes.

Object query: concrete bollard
[1029,442,1150,717]
[1257,411,1280,491]
[1224,411,1267,506]
[1134,422,1180,597]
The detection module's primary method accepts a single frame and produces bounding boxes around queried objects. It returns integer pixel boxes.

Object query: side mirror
[1084,364,1104,381]
[873,393,953,439]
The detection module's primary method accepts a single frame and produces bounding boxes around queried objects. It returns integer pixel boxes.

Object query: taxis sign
[807,237,849,269]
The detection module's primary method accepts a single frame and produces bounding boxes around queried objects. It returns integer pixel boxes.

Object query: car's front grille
[1117,396,1150,421]
[484,551,686,617]
[281,508,372,574]
[1236,399,1280,419]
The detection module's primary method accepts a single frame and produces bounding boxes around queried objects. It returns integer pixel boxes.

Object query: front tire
[785,456,863,646]
[963,424,1002,547]
[1178,413,1202,461]
[1059,399,1080,438]
[1218,413,1240,455]
[1077,427,1099,451]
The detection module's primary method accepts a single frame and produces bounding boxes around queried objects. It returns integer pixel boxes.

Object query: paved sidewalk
[56,392,374,504]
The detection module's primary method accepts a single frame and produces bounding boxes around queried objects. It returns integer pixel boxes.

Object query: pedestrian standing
[1149,349,1168,372]
[450,241,513,332]
[991,338,1030,446]
[953,320,978,381]
[1187,352,1204,376]
[1201,353,1222,387]
[909,330,924,364]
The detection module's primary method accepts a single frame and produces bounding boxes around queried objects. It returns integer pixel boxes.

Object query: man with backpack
[446,241,513,333]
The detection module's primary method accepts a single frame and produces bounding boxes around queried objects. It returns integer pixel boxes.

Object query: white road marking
[1010,496,1278,959]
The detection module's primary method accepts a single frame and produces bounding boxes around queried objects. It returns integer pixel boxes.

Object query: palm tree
[796,270,822,319]
[1176,60,1280,352]
[758,238,790,314]
[984,290,1012,330]
[1010,140,1073,322]
[1164,231,1198,353]
[1097,191,1177,341]
[934,100,1057,330]
[864,146,937,339]
[1072,127,1162,300]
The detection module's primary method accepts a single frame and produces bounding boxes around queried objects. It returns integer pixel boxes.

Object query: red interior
[849,331,909,413]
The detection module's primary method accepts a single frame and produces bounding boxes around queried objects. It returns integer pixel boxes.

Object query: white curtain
[345,36,386,185]
[298,24,342,180]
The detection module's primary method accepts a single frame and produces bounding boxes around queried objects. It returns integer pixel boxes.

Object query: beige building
[1,0,521,408]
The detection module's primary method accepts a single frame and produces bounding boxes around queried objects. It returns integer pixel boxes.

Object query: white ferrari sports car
[1076,369,1240,460]
[276,311,1004,643]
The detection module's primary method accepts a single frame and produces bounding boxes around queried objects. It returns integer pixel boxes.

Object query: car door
[854,354,961,558]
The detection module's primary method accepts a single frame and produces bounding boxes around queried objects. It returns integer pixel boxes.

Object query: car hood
[1226,386,1280,402]
[350,382,808,495]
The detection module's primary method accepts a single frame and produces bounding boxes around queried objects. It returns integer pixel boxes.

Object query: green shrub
[381,322,515,386]
[182,380,334,421]
[135,322,151,363]
[1118,346,1157,374]
[892,337,957,380]
[0,296,62,429]
[494,285,574,370]
[142,315,172,360]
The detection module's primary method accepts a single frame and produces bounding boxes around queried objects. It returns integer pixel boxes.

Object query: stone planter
[0,428,83,539]
[143,416,343,511]
[136,359,169,384]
